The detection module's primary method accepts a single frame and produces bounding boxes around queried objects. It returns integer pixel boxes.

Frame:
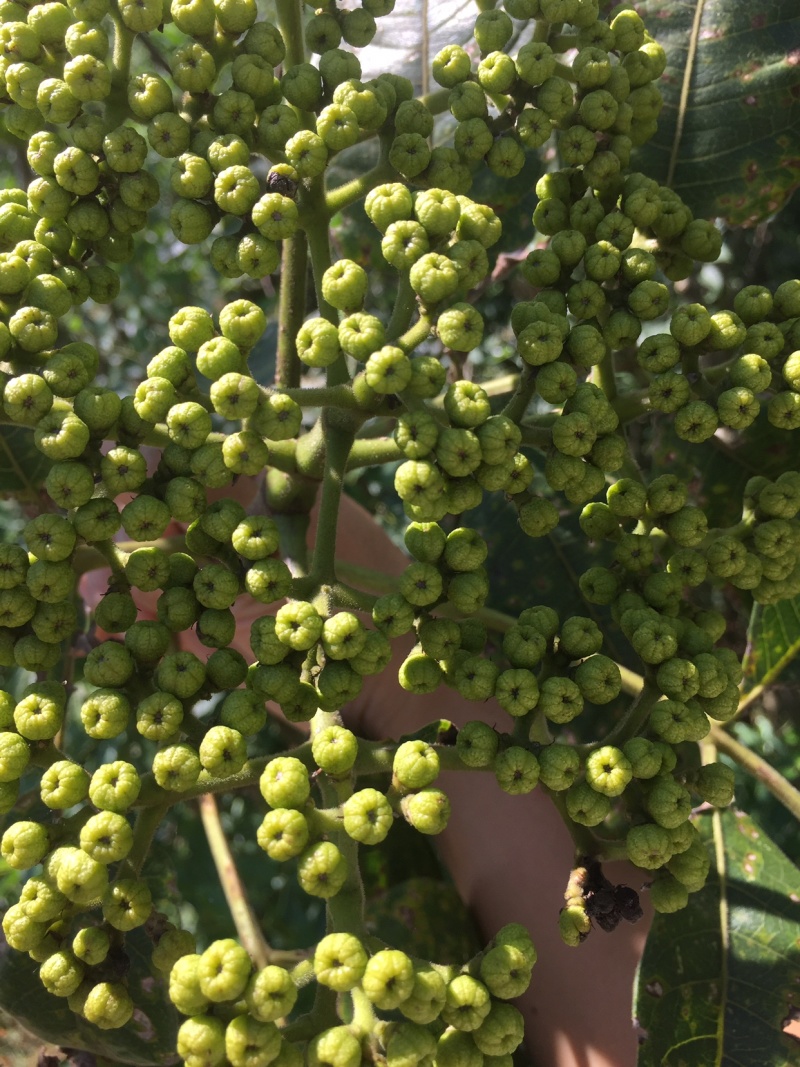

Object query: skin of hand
[339,496,653,1067]
[79,484,651,1067]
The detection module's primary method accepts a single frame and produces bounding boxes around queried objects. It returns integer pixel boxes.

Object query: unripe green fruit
[692,763,735,807]
[80,811,133,864]
[198,938,252,1003]
[666,836,710,892]
[297,841,348,898]
[307,1026,361,1067]
[441,973,491,1032]
[494,747,540,795]
[626,823,672,870]
[1,820,48,869]
[479,943,532,1000]
[565,781,611,827]
[73,926,111,967]
[246,965,298,1022]
[312,725,358,775]
[103,877,152,931]
[585,746,633,797]
[650,873,690,914]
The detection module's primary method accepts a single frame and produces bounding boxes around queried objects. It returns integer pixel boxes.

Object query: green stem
[198,793,271,968]
[125,803,167,875]
[612,389,648,423]
[329,581,378,612]
[275,0,307,69]
[135,733,490,811]
[302,180,352,388]
[480,372,519,399]
[544,787,601,858]
[681,345,700,381]
[349,986,377,1036]
[617,663,645,697]
[301,182,339,323]
[417,87,451,114]
[281,384,360,409]
[710,724,800,822]
[308,416,355,585]
[533,18,551,43]
[502,368,537,423]
[262,438,298,473]
[346,437,403,470]
[281,987,339,1042]
[550,33,578,50]
[593,346,617,402]
[276,233,308,389]
[591,679,661,750]
[275,0,318,133]
[518,424,554,450]
[94,538,129,577]
[397,313,433,355]
[107,16,134,124]
[386,272,416,342]
[326,134,396,217]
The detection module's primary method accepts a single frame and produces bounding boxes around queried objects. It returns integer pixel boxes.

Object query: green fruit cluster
[0,0,798,1058]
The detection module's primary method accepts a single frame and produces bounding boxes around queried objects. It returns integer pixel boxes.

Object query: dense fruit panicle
[0,0,796,1059]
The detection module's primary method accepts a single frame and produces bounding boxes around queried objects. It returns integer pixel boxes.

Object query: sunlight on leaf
[634,0,800,223]
[635,810,800,1067]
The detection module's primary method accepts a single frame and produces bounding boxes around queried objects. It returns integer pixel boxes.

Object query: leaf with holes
[632,0,800,223]
[0,425,51,501]
[635,809,800,1067]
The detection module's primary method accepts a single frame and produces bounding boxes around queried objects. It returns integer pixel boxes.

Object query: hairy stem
[307,417,355,584]
[126,803,168,876]
[544,787,601,858]
[397,313,433,355]
[386,272,417,342]
[590,679,661,750]
[326,134,395,217]
[502,367,537,423]
[276,234,308,389]
[134,736,488,810]
[593,346,617,402]
[346,437,403,470]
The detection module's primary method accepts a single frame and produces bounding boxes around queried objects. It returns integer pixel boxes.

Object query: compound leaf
[633,0,800,223]
[635,809,800,1067]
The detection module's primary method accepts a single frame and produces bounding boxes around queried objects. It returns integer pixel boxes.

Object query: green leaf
[0,928,180,1066]
[0,425,51,501]
[633,0,800,223]
[743,598,800,689]
[473,486,632,669]
[649,410,795,528]
[366,876,481,964]
[635,809,800,1067]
